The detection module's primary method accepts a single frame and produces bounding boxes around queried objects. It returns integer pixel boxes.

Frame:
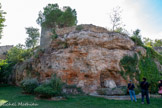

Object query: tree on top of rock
[109,6,122,31]
[36,3,77,28]
[0,3,6,38]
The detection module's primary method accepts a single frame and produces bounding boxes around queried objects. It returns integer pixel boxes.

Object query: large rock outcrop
[15,24,147,94]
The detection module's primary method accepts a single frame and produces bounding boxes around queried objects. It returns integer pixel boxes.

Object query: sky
[0,0,162,46]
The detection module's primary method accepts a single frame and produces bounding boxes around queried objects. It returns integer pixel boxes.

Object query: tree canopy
[7,44,32,64]
[143,37,153,47]
[25,27,40,49]
[143,38,162,47]
[36,3,77,28]
[0,3,6,38]
[154,39,162,47]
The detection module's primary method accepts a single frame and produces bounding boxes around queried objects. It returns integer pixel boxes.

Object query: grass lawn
[0,85,161,108]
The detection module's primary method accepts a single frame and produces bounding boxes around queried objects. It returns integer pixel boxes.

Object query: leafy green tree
[7,44,32,63]
[131,29,143,46]
[0,44,32,84]
[143,37,153,47]
[57,6,77,28]
[143,38,162,47]
[7,45,25,63]
[25,27,40,49]
[0,3,6,38]
[36,3,77,28]
[153,39,162,47]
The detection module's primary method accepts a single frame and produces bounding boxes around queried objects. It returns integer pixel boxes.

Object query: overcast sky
[1,0,162,46]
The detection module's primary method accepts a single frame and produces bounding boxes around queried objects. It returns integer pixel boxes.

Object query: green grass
[0,86,162,108]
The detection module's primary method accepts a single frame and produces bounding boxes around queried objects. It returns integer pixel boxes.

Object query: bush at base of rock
[20,78,39,94]
[34,85,57,98]
[34,74,63,98]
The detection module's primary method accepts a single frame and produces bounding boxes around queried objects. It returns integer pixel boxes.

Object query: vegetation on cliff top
[36,3,77,28]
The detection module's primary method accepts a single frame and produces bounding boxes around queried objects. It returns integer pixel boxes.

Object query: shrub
[34,85,57,98]
[34,74,63,98]
[130,29,143,46]
[131,36,143,46]
[20,78,39,94]
[7,45,33,63]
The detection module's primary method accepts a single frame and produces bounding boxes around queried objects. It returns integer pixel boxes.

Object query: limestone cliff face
[15,25,146,94]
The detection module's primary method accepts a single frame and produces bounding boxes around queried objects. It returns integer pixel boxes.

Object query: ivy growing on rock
[139,47,161,93]
[119,46,162,93]
[119,53,139,80]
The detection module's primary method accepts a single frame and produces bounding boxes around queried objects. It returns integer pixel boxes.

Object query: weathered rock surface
[104,80,117,88]
[15,24,147,94]
[97,87,127,96]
